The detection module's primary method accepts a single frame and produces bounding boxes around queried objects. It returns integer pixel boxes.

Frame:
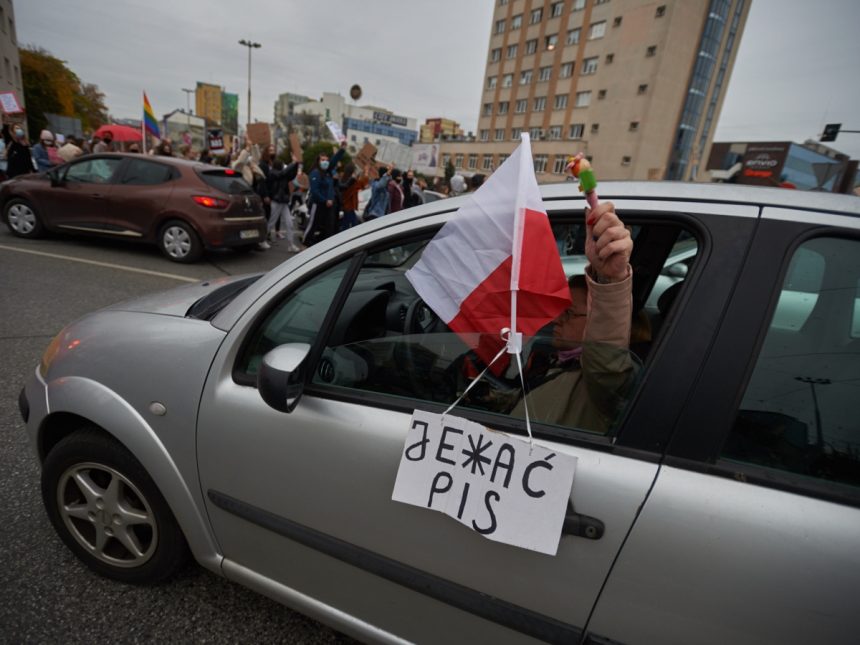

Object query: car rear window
[197,169,254,195]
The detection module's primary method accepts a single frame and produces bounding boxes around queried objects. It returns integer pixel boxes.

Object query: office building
[0,1,24,128]
[441,0,750,182]
[196,82,223,125]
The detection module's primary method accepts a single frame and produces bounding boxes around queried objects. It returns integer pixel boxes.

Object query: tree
[19,46,108,134]
[444,159,455,184]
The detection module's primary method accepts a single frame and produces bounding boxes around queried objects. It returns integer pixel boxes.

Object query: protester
[0,136,6,178]
[338,162,369,231]
[178,143,195,160]
[385,168,405,214]
[403,170,424,208]
[268,154,302,251]
[3,124,35,178]
[93,130,115,153]
[232,140,270,248]
[198,148,213,164]
[57,135,84,162]
[154,139,174,156]
[304,141,346,246]
[32,130,59,171]
[449,174,467,196]
[509,201,636,433]
[469,173,486,192]
[366,165,392,219]
[127,143,141,153]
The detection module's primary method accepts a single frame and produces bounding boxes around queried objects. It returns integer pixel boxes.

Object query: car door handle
[562,502,604,540]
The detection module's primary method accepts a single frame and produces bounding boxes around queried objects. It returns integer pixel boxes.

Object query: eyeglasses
[558,308,588,324]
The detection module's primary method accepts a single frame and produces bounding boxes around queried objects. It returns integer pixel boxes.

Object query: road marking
[0,244,199,283]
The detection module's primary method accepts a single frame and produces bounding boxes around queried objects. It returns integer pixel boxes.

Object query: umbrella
[94,124,142,143]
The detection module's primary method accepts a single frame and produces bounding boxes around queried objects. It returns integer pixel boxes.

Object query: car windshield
[186,275,262,320]
[197,169,254,195]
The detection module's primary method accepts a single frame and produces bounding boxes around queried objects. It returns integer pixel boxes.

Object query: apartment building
[440,0,750,182]
[0,0,24,126]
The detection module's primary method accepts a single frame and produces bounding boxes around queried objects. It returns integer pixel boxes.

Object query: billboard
[739,143,790,186]
[221,92,238,134]
[411,143,440,176]
[196,82,222,125]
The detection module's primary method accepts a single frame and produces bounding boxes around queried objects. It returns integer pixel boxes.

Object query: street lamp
[238,39,261,130]
[794,376,831,450]
[181,87,194,131]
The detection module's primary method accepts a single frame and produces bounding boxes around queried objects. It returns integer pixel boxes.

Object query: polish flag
[406,134,570,362]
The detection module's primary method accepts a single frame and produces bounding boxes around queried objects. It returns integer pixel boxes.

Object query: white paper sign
[0,92,23,114]
[325,120,346,143]
[392,410,576,555]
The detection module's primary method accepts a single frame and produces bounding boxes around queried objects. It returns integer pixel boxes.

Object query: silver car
[20,182,860,644]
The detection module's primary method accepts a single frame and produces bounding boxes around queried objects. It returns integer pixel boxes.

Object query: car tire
[4,197,45,238]
[41,428,189,584]
[159,220,202,263]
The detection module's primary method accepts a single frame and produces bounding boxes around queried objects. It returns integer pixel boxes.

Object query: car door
[196,198,757,643]
[33,156,122,233]
[107,157,177,238]
[587,206,860,644]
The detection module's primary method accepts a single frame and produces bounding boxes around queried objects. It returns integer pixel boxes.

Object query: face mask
[292,179,300,188]
[320,161,329,170]
[14,129,24,138]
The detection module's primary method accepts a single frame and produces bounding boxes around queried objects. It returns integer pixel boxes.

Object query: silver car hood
[103,274,261,317]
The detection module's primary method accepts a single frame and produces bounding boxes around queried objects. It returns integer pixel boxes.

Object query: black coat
[268,162,300,203]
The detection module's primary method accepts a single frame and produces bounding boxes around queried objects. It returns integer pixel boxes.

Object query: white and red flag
[406,134,570,363]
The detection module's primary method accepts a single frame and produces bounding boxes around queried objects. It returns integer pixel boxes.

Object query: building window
[534,154,549,173]
[576,91,592,107]
[560,62,574,78]
[646,45,657,57]
[554,94,568,110]
[582,57,598,75]
[629,121,639,131]
[589,21,606,40]
[597,89,607,99]
[553,156,568,174]
[507,44,519,59]
[638,83,649,94]
[502,73,513,88]
[656,5,666,17]
[533,96,547,111]
[613,16,622,27]
[468,154,478,169]
[551,2,564,18]
[498,101,509,115]
[569,123,584,139]
[515,99,528,113]
[530,8,543,24]
[499,0,508,5]
[483,103,493,116]
[572,0,585,10]
[529,126,542,139]
[495,19,506,34]
[520,70,533,85]
[606,53,614,63]
[499,153,509,165]
[455,153,464,167]
[595,0,610,4]
[511,127,522,140]
[621,156,632,165]
[487,76,497,89]
[442,154,451,166]
[480,129,490,141]
[548,125,562,140]
[525,39,538,55]
[495,128,505,141]
[483,155,494,170]
[511,14,523,29]
[539,66,552,82]
[591,123,600,133]
[566,28,581,45]
[545,34,558,50]
[490,48,501,62]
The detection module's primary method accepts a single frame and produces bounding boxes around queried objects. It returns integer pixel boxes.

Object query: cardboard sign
[207,129,224,153]
[392,410,576,555]
[288,132,303,161]
[355,142,379,179]
[246,122,272,146]
[325,120,346,143]
[0,92,23,114]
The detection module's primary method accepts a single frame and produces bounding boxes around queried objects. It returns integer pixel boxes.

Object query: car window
[64,158,122,184]
[725,237,860,489]
[308,223,686,437]
[236,261,350,379]
[198,169,253,194]
[119,159,174,185]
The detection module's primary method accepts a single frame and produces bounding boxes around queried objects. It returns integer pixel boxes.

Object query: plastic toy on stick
[566,153,599,214]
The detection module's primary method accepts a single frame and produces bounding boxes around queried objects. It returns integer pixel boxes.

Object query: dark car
[0,153,267,262]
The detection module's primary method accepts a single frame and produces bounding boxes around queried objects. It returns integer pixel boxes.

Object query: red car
[1,153,266,262]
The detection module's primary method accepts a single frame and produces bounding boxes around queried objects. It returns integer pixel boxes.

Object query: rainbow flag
[143,92,160,138]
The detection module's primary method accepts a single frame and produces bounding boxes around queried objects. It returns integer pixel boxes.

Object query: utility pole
[238,39,261,130]
[181,87,194,131]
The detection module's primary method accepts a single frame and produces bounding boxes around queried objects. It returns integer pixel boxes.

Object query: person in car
[510,201,637,434]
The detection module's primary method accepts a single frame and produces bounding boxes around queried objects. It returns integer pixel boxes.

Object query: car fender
[43,375,223,574]
[151,209,203,240]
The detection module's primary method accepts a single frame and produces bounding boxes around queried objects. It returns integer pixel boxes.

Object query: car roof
[83,153,218,172]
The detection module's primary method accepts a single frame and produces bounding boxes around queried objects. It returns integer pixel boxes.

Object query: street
[0,229,352,643]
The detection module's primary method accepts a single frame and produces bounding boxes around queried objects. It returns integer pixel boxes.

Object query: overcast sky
[15,0,860,160]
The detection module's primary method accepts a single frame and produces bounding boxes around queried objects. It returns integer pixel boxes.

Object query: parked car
[1,153,266,262]
[20,182,860,644]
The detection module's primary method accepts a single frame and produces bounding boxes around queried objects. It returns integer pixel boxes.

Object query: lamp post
[238,39,261,130]
[794,376,831,450]
[181,87,194,131]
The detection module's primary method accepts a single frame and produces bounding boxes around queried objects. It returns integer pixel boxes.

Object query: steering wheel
[402,297,441,396]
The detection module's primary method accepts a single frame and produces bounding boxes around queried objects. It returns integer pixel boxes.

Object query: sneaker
[277,231,286,239]
[288,244,301,252]
[257,241,271,250]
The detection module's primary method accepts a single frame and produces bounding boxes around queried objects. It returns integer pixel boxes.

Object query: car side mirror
[665,263,688,278]
[257,343,311,413]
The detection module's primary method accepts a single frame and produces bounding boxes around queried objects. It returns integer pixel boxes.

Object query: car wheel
[4,198,45,238]
[159,220,202,263]
[41,429,189,584]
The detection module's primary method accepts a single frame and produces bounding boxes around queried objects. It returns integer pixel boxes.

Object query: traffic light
[821,123,841,142]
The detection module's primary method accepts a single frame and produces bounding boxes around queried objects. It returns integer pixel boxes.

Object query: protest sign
[325,120,346,143]
[246,122,272,146]
[0,91,23,114]
[411,143,440,176]
[289,132,303,160]
[207,129,224,153]
[355,142,379,179]
[392,410,576,555]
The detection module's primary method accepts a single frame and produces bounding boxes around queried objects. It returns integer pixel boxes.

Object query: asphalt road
[0,229,354,643]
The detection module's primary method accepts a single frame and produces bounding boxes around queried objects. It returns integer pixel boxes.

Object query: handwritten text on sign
[392,410,576,555]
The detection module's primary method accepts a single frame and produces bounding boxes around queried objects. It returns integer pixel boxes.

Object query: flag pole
[141,91,146,152]
[507,133,530,355]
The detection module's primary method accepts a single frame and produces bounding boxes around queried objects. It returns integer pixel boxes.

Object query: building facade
[442,0,750,183]
[420,118,465,143]
[0,0,24,128]
[195,82,223,125]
